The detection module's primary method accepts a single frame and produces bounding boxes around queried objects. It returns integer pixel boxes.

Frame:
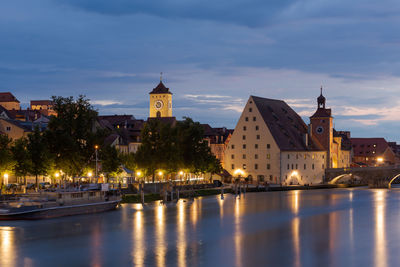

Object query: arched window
[156,111,161,118]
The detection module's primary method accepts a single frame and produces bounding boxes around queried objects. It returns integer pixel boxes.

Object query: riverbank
[121,183,366,203]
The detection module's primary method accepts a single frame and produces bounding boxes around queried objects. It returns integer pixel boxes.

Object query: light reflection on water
[3,188,400,266]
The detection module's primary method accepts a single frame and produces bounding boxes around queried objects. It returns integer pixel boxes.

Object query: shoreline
[121,183,367,203]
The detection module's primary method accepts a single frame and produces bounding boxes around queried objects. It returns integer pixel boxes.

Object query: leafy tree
[46,95,106,178]
[100,145,122,182]
[135,119,178,182]
[0,135,15,185]
[120,152,136,172]
[11,138,31,185]
[28,127,54,190]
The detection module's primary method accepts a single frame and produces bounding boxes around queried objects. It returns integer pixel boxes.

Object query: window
[255,154,258,159]
[304,154,307,159]
[267,144,271,149]
[288,154,290,159]
[255,164,258,170]
[291,164,294,169]
[242,135,246,140]
[255,126,259,130]
[243,126,247,131]
[255,144,259,149]
[242,154,246,159]
[295,164,298,169]
[6,126,11,131]
[253,117,256,121]
[287,164,290,170]
[267,164,271,170]
[243,164,247,170]
[270,175,273,181]
[249,108,252,112]
[231,145,235,149]
[322,164,324,169]
[243,144,246,149]
[245,117,249,121]
[267,154,270,159]
[231,164,235,170]
[231,154,235,159]
[256,135,260,140]
[304,164,306,170]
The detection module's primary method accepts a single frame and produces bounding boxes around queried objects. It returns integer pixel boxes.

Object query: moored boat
[0,190,121,220]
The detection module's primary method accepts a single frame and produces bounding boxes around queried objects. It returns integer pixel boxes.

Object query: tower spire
[160,72,163,82]
[320,85,323,95]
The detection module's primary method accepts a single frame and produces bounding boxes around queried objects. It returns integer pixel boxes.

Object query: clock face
[154,100,163,110]
[316,126,324,134]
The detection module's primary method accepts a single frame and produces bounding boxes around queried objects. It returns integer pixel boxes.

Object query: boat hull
[0,200,120,220]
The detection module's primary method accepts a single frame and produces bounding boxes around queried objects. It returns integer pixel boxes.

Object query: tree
[46,95,106,178]
[135,119,178,182]
[28,127,54,190]
[11,138,31,185]
[0,135,15,185]
[100,145,122,182]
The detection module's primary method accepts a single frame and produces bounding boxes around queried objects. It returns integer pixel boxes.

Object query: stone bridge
[325,165,400,188]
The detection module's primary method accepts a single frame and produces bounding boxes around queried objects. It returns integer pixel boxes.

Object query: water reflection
[234,197,242,267]
[155,204,166,267]
[91,223,102,267]
[292,217,301,267]
[375,190,387,267]
[133,210,145,267]
[177,201,187,267]
[0,226,16,266]
[292,191,299,215]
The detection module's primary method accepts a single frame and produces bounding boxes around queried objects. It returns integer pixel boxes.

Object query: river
[0,188,399,266]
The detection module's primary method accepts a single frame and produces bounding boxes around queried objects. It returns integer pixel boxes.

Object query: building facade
[224,95,326,185]
[149,81,173,118]
[351,138,396,166]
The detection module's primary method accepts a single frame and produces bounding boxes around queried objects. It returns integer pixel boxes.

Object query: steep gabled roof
[149,82,172,94]
[251,96,324,151]
[0,92,19,103]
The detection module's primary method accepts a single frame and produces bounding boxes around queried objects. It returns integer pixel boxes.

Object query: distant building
[224,95,326,185]
[388,142,400,164]
[30,100,57,116]
[202,124,233,169]
[149,80,173,118]
[351,138,396,166]
[309,88,352,168]
[0,92,20,110]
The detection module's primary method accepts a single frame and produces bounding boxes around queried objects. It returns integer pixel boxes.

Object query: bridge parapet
[325,165,400,188]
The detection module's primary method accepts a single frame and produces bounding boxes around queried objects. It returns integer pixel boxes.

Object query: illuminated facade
[149,81,173,118]
[225,95,327,185]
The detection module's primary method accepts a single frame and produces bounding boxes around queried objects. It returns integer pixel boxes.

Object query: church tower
[149,77,173,118]
[309,87,334,168]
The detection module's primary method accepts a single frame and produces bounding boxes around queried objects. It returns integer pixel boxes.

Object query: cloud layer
[1,0,400,141]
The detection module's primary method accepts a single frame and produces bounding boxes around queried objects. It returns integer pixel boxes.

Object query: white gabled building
[224,95,327,185]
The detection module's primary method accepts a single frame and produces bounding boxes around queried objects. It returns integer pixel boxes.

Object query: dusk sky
[1,0,400,141]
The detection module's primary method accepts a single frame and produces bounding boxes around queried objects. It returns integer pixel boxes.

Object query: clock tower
[149,79,173,118]
[310,87,333,168]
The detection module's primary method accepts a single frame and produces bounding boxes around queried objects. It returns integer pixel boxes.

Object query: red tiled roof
[0,92,19,103]
[30,100,53,106]
[351,138,389,156]
[310,108,332,118]
[251,96,324,151]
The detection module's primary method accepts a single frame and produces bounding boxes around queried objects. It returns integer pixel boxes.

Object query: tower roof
[149,81,172,95]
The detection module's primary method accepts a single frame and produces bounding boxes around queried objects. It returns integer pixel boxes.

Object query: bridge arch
[329,174,349,184]
[388,173,400,189]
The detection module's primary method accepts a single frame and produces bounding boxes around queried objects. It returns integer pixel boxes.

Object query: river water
[0,188,400,266]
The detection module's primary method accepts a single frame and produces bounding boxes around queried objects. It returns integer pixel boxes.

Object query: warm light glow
[158,171,163,176]
[3,174,8,179]
[377,157,384,163]
[3,174,8,185]
[233,169,245,176]
[88,172,93,177]
[291,171,299,176]
[94,145,99,149]
[179,171,184,175]
[136,171,142,177]
[55,172,60,178]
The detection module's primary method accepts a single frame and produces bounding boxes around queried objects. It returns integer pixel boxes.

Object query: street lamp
[3,173,9,185]
[158,171,163,182]
[94,145,99,182]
